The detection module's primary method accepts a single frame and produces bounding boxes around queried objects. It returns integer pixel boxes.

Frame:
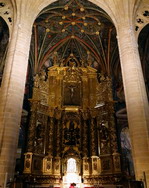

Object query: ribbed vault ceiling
[29,0,121,80]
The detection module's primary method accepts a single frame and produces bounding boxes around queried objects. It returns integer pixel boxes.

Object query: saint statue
[34,74,40,88]
[53,51,58,66]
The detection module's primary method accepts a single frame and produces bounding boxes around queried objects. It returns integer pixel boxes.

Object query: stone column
[117,25,149,184]
[0,19,32,186]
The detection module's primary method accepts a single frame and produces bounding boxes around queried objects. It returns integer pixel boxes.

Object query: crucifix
[68,84,77,104]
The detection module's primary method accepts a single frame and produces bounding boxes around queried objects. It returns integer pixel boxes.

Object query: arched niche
[67,158,77,173]
[138,23,149,99]
[0,16,9,85]
[30,0,116,31]
[62,148,81,176]
[62,150,81,186]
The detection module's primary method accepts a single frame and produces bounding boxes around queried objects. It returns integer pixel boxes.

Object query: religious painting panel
[63,81,82,106]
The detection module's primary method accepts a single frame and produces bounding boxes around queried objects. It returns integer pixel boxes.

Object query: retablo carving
[24,55,121,186]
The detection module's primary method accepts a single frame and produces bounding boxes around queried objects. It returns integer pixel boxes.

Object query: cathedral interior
[0,0,149,188]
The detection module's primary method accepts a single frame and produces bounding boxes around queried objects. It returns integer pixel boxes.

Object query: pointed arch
[0,16,9,85]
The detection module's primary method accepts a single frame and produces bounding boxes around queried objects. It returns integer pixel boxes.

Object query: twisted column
[27,101,38,152]
[48,117,54,156]
[56,120,61,156]
[82,120,88,157]
[90,118,97,156]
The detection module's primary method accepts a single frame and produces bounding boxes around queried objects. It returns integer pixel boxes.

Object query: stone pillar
[117,25,149,184]
[0,19,32,186]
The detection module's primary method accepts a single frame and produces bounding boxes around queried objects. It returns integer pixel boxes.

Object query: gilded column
[106,78,119,154]
[53,119,61,176]
[56,120,61,156]
[82,112,90,176]
[27,101,38,152]
[48,117,54,156]
[90,118,97,156]
[82,119,90,176]
[61,118,65,151]
[108,105,121,173]
[90,118,99,175]
[24,101,38,174]
[106,77,121,173]
[82,120,88,157]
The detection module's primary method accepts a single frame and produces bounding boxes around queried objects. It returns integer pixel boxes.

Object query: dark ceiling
[29,0,120,80]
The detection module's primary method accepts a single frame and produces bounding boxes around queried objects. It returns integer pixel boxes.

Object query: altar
[23,55,121,187]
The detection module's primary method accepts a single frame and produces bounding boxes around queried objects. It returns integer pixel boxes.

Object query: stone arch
[23,0,141,36]
[88,0,117,26]
[137,20,149,36]
[29,0,117,30]
[0,0,13,32]
[28,0,118,75]
[138,23,149,99]
[0,16,9,85]
[135,3,149,37]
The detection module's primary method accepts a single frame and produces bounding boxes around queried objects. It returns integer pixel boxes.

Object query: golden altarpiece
[23,56,121,187]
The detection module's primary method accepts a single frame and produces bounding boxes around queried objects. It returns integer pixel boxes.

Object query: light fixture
[46,28,50,32]
[59,22,63,25]
[64,6,69,10]
[80,7,85,12]
[72,22,76,25]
